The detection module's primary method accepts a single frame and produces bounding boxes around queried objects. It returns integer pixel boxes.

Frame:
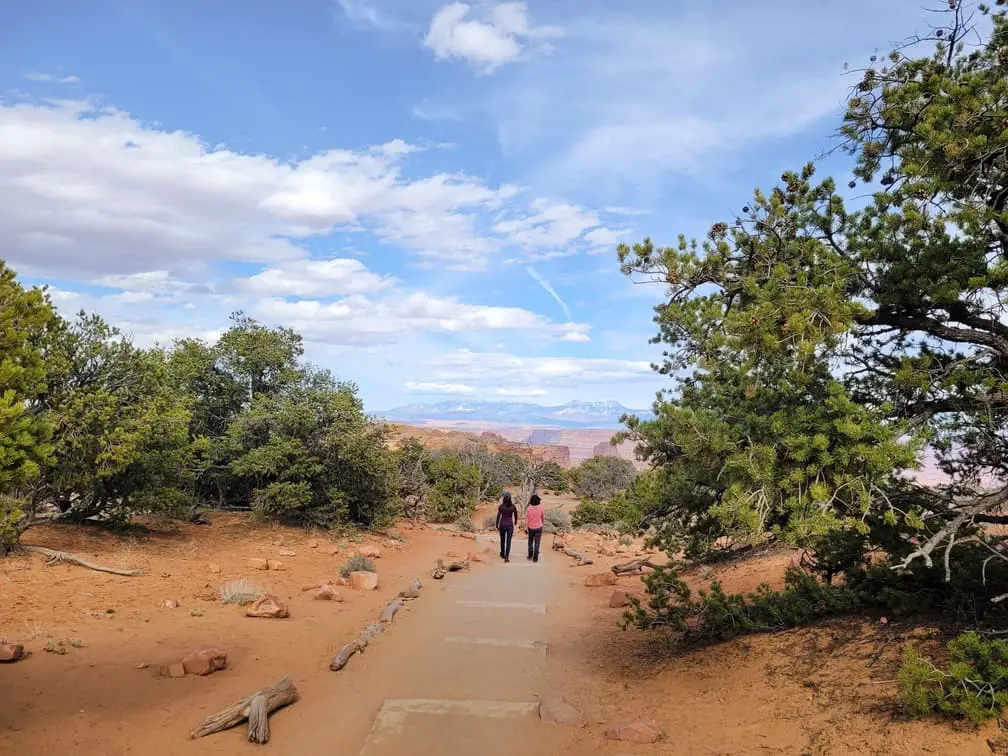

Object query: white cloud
[424,2,563,73]
[237,258,396,298]
[405,381,476,395]
[0,99,607,278]
[25,72,81,84]
[335,0,401,31]
[495,198,603,253]
[254,291,589,346]
[425,349,654,388]
[560,331,591,343]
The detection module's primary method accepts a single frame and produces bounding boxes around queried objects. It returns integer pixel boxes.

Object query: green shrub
[572,494,641,528]
[899,632,1008,723]
[340,554,377,578]
[454,512,475,532]
[0,497,24,556]
[543,508,571,534]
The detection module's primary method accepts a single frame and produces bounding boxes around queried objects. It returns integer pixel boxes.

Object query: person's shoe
[527,554,532,561]
[505,556,510,563]
[533,556,538,563]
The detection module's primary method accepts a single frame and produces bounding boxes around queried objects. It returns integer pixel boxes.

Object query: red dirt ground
[0,504,1001,755]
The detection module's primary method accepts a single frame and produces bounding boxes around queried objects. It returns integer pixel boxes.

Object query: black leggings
[498,526,514,558]
[527,527,543,560]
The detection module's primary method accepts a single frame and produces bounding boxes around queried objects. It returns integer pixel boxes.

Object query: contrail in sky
[526,265,572,321]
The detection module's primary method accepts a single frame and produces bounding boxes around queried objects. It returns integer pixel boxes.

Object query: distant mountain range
[378,400,655,429]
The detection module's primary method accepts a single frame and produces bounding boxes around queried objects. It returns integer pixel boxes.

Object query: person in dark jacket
[496,492,518,563]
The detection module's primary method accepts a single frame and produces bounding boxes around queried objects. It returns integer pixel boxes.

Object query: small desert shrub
[571,496,641,528]
[543,508,571,534]
[340,554,377,578]
[619,534,633,547]
[454,512,475,532]
[219,578,264,606]
[899,632,1008,723]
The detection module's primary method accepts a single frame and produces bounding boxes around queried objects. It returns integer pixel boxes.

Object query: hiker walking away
[496,492,518,563]
[525,494,545,563]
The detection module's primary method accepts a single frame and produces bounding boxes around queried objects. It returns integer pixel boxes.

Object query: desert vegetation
[614,1,1008,724]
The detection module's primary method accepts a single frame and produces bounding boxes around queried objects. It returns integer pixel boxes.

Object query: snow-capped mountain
[378,400,654,429]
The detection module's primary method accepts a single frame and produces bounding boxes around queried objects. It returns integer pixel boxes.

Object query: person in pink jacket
[525,494,545,563]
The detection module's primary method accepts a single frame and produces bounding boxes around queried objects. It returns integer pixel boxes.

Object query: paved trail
[285,533,565,756]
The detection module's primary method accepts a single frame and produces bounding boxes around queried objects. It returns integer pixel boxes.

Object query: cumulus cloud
[0,99,612,280]
[236,258,396,298]
[424,2,562,73]
[25,72,81,84]
[254,291,589,346]
[404,381,476,395]
[425,349,654,388]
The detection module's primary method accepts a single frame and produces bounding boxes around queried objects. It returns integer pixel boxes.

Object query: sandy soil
[0,499,1000,755]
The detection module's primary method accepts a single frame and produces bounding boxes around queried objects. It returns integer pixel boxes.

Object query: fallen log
[379,598,404,624]
[19,545,142,576]
[446,559,469,572]
[190,676,298,741]
[329,640,362,671]
[398,578,422,599]
[611,557,658,576]
[562,547,593,566]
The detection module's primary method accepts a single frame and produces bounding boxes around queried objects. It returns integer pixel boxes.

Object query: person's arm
[495,505,502,529]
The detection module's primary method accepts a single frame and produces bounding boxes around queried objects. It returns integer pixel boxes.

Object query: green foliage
[0,262,56,503]
[0,497,24,555]
[422,452,480,523]
[218,578,264,606]
[538,461,568,492]
[543,507,571,534]
[899,632,1008,724]
[624,562,861,642]
[570,455,637,502]
[340,554,377,577]
[572,496,641,528]
[39,313,192,524]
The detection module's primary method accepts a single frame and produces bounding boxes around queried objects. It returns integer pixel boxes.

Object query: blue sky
[1,0,933,411]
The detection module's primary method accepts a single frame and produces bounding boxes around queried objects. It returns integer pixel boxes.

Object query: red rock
[245,594,289,619]
[329,546,340,556]
[584,573,617,588]
[267,559,285,571]
[248,558,269,570]
[447,551,460,558]
[336,576,349,587]
[0,643,24,662]
[609,589,642,608]
[207,563,221,574]
[459,532,476,540]
[161,662,186,678]
[467,552,482,563]
[349,571,379,591]
[604,722,663,744]
[279,549,296,557]
[359,545,381,559]
[162,599,179,609]
[181,646,227,676]
[314,584,343,601]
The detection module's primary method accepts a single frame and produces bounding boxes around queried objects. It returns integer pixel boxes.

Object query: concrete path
[350,533,558,756]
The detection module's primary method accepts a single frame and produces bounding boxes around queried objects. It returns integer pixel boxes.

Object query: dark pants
[498,526,514,559]
[527,527,543,561]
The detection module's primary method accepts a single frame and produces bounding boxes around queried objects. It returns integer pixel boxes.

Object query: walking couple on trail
[495,492,545,564]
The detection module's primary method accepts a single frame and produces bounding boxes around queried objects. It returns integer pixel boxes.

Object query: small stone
[584,573,618,588]
[309,540,321,549]
[314,584,343,601]
[181,646,227,676]
[248,558,269,570]
[538,698,587,728]
[467,552,482,563]
[207,563,221,574]
[609,589,642,608]
[279,549,296,557]
[162,662,186,679]
[349,571,379,591]
[329,546,341,556]
[162,599,179,609]
[459,532,476,540]
[359,545,381,559]
[137,662,149,670]
[604,722,663,744]
[447,551,460,558]
[245,594,290,619]
[0,643,25,663]
[336,576,349,587]
[267,560,285,571]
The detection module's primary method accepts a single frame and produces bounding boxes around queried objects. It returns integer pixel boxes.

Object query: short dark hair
[529,494,541,507]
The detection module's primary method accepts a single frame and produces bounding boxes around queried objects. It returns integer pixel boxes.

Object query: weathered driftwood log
[611,557,657,576]
[379,598,404,624]
[329,640,362,671]
[446,559,469,572]
[359,623,384,645]
[562,547,593,566]
[19,545,142,576]
[189,676,298,741]
[432,559,447,579]
[399,578,422,599]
